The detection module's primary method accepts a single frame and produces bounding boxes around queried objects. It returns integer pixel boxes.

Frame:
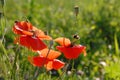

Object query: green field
[0,0,120,80]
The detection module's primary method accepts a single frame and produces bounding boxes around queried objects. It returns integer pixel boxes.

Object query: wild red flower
[55,37,86,59]
[28,49,65,70]
[13,21,52,40]
[15,35,47,51]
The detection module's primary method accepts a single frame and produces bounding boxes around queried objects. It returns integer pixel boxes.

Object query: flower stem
[56,60,71,80]
[71,59,75,80]
[11,45,20,80]
[32,40,53,80]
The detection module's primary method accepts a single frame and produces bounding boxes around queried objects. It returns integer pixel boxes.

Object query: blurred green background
[0,0,120,80]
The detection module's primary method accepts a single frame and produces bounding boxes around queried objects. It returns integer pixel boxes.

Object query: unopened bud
[0,12,4,18]
[15,21,18,23]
[0,0,4,8]
[74,6,79,16]
[44,31,48,35]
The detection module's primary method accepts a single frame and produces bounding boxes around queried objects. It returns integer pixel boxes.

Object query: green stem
[0,41,10,64]
[72,59,74,70]
[0,0,6,43]
[71,59,75,79]
[11,45,20,80]
[56,60,71,80]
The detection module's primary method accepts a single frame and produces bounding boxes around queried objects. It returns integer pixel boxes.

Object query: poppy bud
[14,21,18,23]
[74,6,79,16]
[25,20,28,22]
[0,0,4,8]
[44,31,48,35]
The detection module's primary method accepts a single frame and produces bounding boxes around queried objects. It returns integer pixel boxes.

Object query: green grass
[0,0,120,80]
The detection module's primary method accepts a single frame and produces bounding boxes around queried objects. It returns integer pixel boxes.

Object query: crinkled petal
[45,59,65,71]
[54,37,71,47]
[44,61,53,71]
[33,27,52,40]
[57,45,86,59]
[18,35,47,51]
[52,59,65,70]
[40,48,61,60]
[28,56,48,67]
[12,21,33,35]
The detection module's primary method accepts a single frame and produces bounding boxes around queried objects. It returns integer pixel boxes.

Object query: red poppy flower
[45,59,65,71]
[28,56,65,71]
[40,48,61,60]
[15,35,47,51]
[13,21,52,40]
[55,37,86,59]
[28,48,64,70]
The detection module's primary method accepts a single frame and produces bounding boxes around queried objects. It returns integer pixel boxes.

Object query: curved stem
[56,60,71,80]
[32,40,53,80]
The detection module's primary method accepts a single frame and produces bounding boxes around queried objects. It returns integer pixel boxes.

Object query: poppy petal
[12,21,33,35]
[28,56,48,67]
[52,59,65,70]
[45,59,65,71]
[44,61,53,71]
[19,35,47,51]
[40,48,61,60]
[54,37,71,47]
[33,27,52,40]
[56,45,86,59]
[19,35,30,48]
